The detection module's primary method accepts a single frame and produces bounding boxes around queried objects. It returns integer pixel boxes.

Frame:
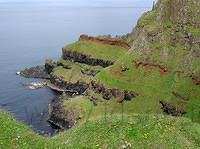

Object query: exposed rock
[20,65,50,79]
[57,61,72,69]
[50,74,89,95]
[20,81,46,89]
[128,0,200,85]
[119,64,129,72]
[62,50,114,68]
[102,88,113,100]
[79,34,130,49]
[81,68,100,76]
[90,80,139,101]
[124,90,137,100]
[160,101,186,116]
[48,94,93,130]
[45,59,57,74]
[47,96,71,130]
[84,90,102,106]
[154,0,200,26]
[47,81,79,94]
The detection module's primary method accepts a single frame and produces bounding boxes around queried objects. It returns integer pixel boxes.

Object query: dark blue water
[0,2,152,135]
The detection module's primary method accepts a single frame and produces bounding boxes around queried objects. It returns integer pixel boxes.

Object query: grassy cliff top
[51,66,91,84]
[63,41,127,61]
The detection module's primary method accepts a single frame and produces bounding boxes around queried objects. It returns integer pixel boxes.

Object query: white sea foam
[16,72,20,75]
[29,86,36,90]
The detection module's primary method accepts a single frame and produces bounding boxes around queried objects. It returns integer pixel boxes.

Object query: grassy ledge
[63,41,127,62]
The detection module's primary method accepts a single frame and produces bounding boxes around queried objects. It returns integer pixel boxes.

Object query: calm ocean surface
[0,2,152,135]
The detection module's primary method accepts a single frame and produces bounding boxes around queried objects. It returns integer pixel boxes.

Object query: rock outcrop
[129,0,200,84]
[20,65,50,79]
[62,50,114,68]
[47,95,71,130]
[50,75,88,95]
[160,101,186,116]
[90,80,139,101]
[45,59,57,74]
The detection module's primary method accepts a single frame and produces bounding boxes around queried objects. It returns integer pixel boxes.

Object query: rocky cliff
[19,0,200,130]
[129,0,200,81]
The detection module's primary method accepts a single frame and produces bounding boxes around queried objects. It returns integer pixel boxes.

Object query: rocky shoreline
[20,65,50,79]
[17,28,195,130]
[18,58,183,130]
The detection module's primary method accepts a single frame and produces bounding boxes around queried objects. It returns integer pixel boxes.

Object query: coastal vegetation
[1,109,200,148]
[1,0,200,148]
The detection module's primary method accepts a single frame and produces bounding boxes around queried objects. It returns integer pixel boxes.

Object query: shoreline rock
[20,65,50,79]
[20,81,46,89]
[47,95,71,130]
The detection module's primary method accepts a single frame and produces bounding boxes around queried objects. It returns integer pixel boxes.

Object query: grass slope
[95,51,200,122]
[1,109,200,148]
[93,0,200,122]
[63,41,127,61]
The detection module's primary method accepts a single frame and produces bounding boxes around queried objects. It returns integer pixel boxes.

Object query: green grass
[186,25,200,38]
[1,109,200,148]
[63,96,94,121]
[51,66,91,84]
[138,10,159,26]
[94,51,200,122]
[144,22,161,33]
[0,110,49,148]
[63,41,127,62]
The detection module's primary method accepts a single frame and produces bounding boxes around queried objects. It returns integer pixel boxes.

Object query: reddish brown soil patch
[144,72,147,77]
[192,77,200,86]
[190,89,195,94]
[179,102,187,108]
[117,93,125,103]
[79,34,130,49]
[108,68,125,77]
[119,64,129,72]
[134,61,169,76]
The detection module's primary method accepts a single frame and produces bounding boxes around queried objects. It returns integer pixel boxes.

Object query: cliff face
[155,0,200,26]
[62,50,114,68]
[94,0,200,120]
[129,0,200,81]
